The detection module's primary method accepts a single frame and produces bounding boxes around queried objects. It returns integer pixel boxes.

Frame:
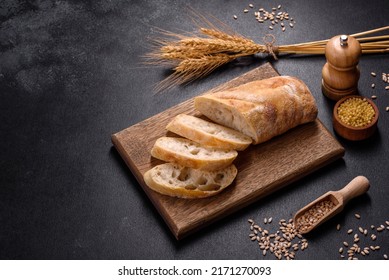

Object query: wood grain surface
[111,63,345,240]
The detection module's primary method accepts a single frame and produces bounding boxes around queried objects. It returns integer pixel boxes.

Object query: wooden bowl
[333,95,379,141]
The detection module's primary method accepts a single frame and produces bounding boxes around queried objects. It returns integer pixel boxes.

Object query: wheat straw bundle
[145,14,389,91]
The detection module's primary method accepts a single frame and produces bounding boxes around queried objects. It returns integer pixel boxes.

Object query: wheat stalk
[145,19,389,91]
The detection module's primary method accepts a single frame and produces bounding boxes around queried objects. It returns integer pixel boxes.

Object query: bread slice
[166,114,252,151]
[194,76,318,144]
[151,137,238,171]
[143,163,237,198]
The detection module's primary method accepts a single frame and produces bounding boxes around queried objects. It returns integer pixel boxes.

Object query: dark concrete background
[1,0,388,259]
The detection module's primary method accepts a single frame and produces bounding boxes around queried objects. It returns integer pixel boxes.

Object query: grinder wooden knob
[322,35,362,100]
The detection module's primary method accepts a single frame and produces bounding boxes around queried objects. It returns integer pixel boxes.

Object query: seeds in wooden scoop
[295,200,335,233]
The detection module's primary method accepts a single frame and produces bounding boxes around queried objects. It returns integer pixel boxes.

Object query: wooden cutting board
[112,63,345,240]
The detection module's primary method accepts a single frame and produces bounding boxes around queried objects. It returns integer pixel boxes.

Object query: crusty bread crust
[151,137,238,171]
[194,76,318,144]
[166,114,252,151]
[143,163,237,199]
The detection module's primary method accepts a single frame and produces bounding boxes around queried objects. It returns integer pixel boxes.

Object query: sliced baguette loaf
[166,114,252,151]
[151,136,238,171]
[194,76,318,144]
[143,163,237,198]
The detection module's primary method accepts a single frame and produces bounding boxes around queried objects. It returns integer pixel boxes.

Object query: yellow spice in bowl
[337,97,375,127]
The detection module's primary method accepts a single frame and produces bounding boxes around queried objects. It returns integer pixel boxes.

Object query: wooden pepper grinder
[322,35,362,100]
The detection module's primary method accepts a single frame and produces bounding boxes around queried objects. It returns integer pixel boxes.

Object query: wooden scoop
[293,176,370,234]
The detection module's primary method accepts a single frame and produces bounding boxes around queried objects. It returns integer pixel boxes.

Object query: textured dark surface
[0,0,388,259]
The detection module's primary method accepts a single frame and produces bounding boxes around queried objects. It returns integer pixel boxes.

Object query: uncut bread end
[151,137,238,171]
[143,163,237,199]
[166,114,252,151]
